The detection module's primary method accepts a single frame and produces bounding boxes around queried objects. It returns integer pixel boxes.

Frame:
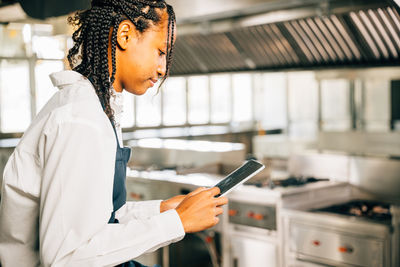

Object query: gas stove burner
[268,176,329,189]
[315,200,392,222]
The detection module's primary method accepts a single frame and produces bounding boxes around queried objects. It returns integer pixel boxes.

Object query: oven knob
[247,211,255,218]
[338,246,353,253]
[229,209,238,216]
[129,192,143,200]
[312,240,321,246]
[253,213,264,221]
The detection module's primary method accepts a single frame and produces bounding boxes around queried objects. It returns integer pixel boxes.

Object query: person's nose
[157,58,166,78]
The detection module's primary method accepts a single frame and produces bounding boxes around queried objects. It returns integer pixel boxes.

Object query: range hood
[170,0,400,75]
[0,0,89,21]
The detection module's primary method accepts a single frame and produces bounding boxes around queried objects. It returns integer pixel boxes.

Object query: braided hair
[67,0,176,122]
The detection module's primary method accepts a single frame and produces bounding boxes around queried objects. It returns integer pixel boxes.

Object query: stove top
[313,199,392,224]
[244,175,332,192]
[269,176,329,189]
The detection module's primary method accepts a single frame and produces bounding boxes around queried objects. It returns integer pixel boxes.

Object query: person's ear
[116,20,137,50]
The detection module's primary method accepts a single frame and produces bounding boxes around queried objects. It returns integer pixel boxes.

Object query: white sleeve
[39,121,185,267]
[115,200,162,223]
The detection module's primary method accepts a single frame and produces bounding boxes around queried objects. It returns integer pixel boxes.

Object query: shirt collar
[110,87,124,125]
[49,70,124,124]
[49,70,87,88]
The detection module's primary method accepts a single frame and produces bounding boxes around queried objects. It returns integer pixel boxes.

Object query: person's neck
[112,80,123,92]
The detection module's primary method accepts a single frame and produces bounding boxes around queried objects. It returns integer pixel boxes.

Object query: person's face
[113,11,175,95]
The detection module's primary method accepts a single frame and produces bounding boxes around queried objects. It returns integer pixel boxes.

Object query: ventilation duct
[170,0,400,75]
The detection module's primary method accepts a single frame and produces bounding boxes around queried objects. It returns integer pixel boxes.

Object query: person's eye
[159,49,166,56]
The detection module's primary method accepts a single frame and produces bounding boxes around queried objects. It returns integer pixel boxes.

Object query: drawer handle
[338,246,353,253]
[229,209,238,216]
[246,212,264,220]
[312,240,321,246]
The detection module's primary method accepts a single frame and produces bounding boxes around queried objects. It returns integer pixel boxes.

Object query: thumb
[186,187,207,197]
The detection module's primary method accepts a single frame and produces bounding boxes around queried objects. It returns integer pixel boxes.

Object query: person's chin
[135,89,147,95]
[127,85,148,95]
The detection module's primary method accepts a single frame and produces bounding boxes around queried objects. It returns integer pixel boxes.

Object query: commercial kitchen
[0,0,400,266]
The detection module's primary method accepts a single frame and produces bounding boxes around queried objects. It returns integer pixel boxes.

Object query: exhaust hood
[169,0,400,75]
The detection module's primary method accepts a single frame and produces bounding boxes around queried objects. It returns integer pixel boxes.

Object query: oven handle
[338,246,354,253]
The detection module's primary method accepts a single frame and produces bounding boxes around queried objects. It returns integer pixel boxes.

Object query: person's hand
[175,187,228,233]
[160,195,186,213]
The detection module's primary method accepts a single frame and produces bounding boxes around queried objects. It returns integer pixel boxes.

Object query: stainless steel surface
[229,229,278,267]
[126,149,400,267]
[226,170,350,267]
[127,138,245,171]
[126,161,348,267]
[228,200,276,230]
[283,201,395,267]
[317,131,400,156]
[252,135,316,159]
[290,222,387,266]
[349,156,400,202]
[287,151,350,182]
[169,0,400,75]
[281,184,399,267]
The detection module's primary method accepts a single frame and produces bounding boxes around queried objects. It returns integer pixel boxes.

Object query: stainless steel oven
[283,202,396,267]
[227,199,279,267]
[281,154,400,267]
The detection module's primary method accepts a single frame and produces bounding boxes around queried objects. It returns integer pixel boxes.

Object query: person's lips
[149,78,158,87]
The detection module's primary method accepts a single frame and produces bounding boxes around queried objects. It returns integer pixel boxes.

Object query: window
[0,24,27,57]
[288,71,318,138]
[35,60,64,113]
[0,60,31,132]
[210,74,230,123]
[32,36,65,59]
[136,85,161,127]
[121,90,134,128]
[232,74,252,122]
[0,23,69,134]
[364,79,390,131]
[163,77,186,126]
[261,73,287,129]
[188,76,209,124]
[321,79,351,131]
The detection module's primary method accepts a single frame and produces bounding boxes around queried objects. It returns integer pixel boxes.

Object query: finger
[207,187,221,197]
[187,187,207,197]
[215,196,228,206]
[214,217,220,225]
[215,207,224,216]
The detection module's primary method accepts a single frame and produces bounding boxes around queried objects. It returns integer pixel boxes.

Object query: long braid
[67,0,176,123]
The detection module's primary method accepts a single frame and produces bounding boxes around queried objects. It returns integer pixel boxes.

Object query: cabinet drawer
[290,223,384,267]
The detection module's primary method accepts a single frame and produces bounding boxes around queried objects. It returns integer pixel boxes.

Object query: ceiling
[1,0,399,75]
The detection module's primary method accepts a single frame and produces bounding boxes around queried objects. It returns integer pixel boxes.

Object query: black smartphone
[214,159,265,197]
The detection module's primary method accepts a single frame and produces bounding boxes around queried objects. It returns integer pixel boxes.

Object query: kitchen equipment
[283,195,398,267]
[281,154,400,267]
[225,159,346,267]
[126,138,246,172]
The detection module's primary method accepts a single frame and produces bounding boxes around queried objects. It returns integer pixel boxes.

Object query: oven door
[290,223,385,267]
[230,230,278,267]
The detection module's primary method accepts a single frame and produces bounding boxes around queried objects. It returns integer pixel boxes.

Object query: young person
[0,0,228,266]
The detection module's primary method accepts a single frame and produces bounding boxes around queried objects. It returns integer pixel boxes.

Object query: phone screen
[214,159,264,197]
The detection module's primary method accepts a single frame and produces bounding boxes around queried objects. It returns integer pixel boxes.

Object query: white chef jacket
[0,70,185,267]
